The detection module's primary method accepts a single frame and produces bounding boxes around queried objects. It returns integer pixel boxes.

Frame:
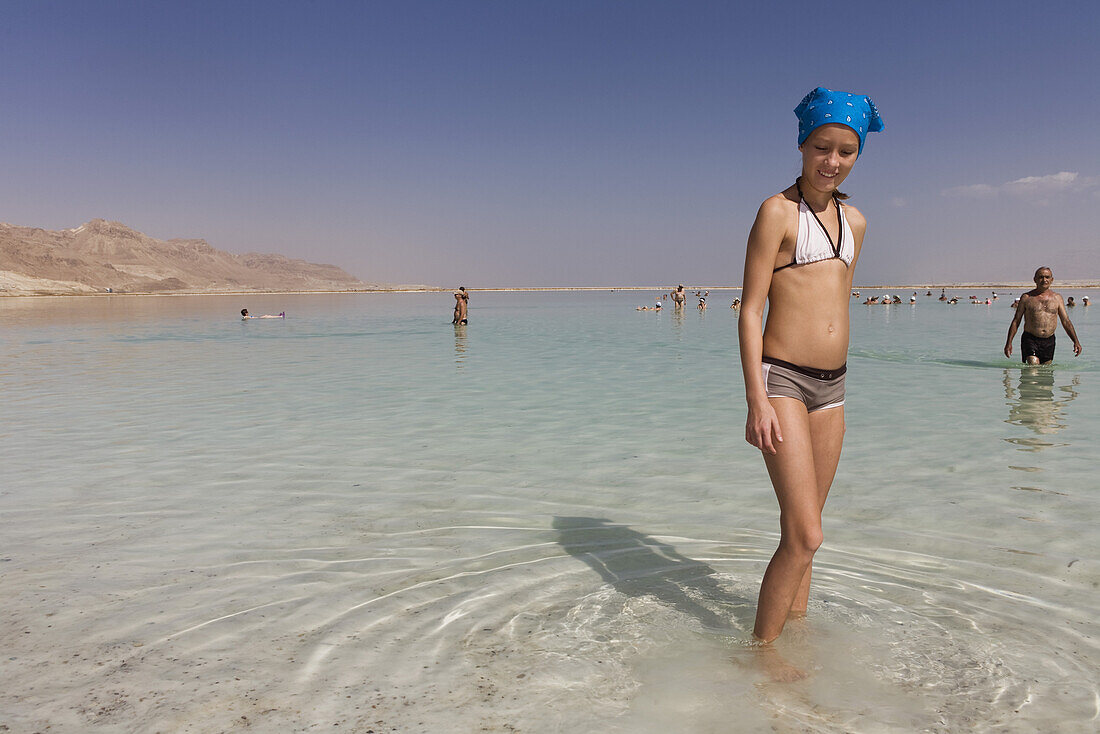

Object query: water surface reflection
[1002,367,1079,451]
[453,323,467,367]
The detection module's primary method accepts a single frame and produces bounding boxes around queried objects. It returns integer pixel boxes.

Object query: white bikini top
[774,182,855,272]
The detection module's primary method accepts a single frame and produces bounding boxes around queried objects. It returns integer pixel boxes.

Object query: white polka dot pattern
[795,86,884,154]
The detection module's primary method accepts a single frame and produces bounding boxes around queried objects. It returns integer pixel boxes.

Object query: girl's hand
[746,400,783,455]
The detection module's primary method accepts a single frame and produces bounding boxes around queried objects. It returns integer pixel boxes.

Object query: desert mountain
[0,219,372,295]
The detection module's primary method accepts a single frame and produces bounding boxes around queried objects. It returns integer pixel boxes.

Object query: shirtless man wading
[1004,267,1082,364]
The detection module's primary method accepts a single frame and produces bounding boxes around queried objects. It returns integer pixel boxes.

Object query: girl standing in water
[739,88,883,650]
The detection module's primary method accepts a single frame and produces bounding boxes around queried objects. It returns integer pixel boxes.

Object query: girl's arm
[738,197,788,454]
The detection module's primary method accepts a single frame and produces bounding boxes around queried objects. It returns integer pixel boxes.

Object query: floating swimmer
[241,309,285,320]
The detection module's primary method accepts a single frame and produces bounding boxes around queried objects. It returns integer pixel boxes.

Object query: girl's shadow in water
[552,516,754,633]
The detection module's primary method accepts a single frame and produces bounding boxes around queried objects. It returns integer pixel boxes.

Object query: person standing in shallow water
[452,287,469,325]
[738,88,883,663]
[1004,267,1081,364]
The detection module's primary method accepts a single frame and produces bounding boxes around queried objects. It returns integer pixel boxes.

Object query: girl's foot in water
[754,641,808,683]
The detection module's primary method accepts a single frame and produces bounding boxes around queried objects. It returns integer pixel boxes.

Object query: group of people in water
[852,267,1084,365]
[638,268,1087,370]
[856,284,1091,313]
[636,285,728,311]
[637,285,746,312]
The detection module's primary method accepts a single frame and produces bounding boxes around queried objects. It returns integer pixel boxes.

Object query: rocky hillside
[0,219,370,295]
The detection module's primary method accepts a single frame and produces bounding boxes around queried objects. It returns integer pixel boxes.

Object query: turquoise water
[2,290,1098,732]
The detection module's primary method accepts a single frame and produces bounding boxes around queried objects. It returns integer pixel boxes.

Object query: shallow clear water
[2,290,1098,732]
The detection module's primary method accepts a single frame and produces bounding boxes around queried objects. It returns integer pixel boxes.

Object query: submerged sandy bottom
[3,292,1099,732]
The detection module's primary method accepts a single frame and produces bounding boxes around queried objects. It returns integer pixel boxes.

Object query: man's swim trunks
[1021,331,1056,363]
[761,356,846,412]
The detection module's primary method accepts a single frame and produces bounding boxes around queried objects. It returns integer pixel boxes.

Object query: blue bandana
[795,87,883,154]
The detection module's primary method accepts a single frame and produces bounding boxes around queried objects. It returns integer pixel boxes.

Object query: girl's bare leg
[754,398,822,643]
[789,405,845,615]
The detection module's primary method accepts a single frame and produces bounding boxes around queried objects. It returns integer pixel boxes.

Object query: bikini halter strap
[795,178,843,258]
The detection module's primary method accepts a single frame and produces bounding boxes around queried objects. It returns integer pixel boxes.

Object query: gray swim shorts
[761,357,846,413]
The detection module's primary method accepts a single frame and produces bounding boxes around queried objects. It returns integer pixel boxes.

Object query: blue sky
[2,0,1097,286]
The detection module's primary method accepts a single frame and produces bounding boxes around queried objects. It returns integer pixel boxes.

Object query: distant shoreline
[0,288,435,298]
[454,283,1100,292]
[4,283,1100,298]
